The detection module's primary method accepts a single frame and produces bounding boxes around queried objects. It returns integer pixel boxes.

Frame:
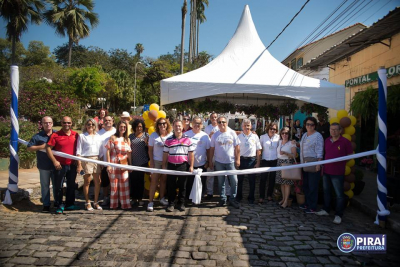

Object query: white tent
[161,5,345,110]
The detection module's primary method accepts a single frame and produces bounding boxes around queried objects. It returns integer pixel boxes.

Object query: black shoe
[230,201,240,209]
[206,194,213,199]
[178,203,186,211]
[42,206,50,213]
[166,205,174,212]
[218,200,227,207]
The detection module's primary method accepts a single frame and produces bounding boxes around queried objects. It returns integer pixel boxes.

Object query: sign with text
[337,233,386,253]
[345,64,400,87]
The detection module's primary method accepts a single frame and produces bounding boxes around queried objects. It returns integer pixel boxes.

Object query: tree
[0,0,44,64]
[44,0,99,67]
[196,0,208,56]
[23,40,54,66]
[108,48,136,73]
[69,66,107,103]
[135,43,144,58]
[0,38,26,85]
[53,42,88,66]
[180,0,187,74]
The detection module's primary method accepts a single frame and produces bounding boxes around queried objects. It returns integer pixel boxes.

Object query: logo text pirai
[337,233,386,253]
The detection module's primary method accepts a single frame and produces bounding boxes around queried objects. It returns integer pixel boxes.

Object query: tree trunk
[68,38,73,67]
[196,18,199,57]
[188,0,194,63]
[11,35,17,65]
[180,0,187,74]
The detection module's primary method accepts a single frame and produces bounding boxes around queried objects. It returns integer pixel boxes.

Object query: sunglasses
[193,122,201,126]
[62,122,72,124]
[269,128,277,131]
[217,121,227,124]
[281,132,289,135]
[306,123,315,127]
[87,124,94,126]
[158,122,167,126]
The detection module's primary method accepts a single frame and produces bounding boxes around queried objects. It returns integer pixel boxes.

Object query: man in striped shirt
[163,119,194,212]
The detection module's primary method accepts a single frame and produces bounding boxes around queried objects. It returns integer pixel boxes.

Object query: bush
[0,117,39,162]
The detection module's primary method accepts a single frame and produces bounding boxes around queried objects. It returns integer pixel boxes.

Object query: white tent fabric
[161,5,345,110]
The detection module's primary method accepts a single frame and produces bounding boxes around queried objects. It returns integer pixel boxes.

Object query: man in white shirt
[98,116,116,206]
[204,112,219,198]
[236,119,261,205]
[209,116,240,208]
[185,117,211,203]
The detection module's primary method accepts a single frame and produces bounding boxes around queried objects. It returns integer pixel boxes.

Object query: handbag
[281,157,301,180]
[300,135,318,172]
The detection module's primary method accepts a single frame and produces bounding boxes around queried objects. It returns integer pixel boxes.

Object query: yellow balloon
[349,115,357,126]
[346,159,355,167]
[158,110,166,119]
[144,181,150,190]
[337,110,348,119]
[143,111,149,120]
[329,117,340,124]
[154,191,159,199]
[350,182,355,190]
[145,118,154,128]
[149,103,159,111]
[148,126,155,135]
[344,125,355,136]
[345,166,351,176]
[342,134,351,141]
[344,190,354,199]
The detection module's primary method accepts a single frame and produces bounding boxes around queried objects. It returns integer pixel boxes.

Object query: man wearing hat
[120,111,132,135]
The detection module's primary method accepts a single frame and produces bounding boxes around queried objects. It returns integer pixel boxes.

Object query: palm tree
[196,0,208,57]
[180,0,187,74]
[44,0,99,67]
[135,43,144,58]
[0,0,44,65]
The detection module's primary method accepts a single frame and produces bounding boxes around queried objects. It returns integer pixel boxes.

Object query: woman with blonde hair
[76,118,103,210]
[147,118,172,211]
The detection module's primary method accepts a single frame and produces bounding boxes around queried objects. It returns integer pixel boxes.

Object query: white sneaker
[333,216,342,224]
[147,202,154,212]
[160,198,169,206]
[316,210,329,216]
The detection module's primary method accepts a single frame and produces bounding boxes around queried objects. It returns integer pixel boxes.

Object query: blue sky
[1,0,399,62]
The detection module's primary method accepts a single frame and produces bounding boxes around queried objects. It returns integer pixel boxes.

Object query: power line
[266,0,311,49]
[362,0,393,23]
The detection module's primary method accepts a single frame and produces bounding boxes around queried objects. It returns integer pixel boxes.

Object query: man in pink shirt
[316,123,352,224]
[163,119,194,212]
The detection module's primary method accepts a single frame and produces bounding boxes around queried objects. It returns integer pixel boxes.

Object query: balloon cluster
[330,110,357,201]
[142,103,166,135]
[142,103,165,199]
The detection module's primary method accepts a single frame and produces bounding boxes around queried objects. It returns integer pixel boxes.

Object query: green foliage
[255,104,279,121]
[69,66,107,103]
[23,40,54,66]
[278,100,299,116]
[0,117,39,161]
[53,43,89,67]
[1,80,81,124]
[300,103,328,118]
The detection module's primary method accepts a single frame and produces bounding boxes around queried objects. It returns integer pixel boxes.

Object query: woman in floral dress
[106,121,132,209]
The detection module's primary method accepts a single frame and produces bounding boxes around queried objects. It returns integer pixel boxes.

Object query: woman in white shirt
[147,118,172,211]
[276,127,297,208]
[76,118,103,211]
[259,122,280,203]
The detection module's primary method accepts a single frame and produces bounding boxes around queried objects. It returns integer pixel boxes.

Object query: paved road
[1,190,400,267]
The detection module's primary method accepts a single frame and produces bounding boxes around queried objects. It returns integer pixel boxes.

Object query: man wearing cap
[120,111,132,135]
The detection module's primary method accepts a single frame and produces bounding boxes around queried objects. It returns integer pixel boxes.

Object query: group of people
[27,110,352,224]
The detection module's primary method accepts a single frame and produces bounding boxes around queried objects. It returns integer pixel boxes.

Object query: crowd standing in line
[29,108,352,224]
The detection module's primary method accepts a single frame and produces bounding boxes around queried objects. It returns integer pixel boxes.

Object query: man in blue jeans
[27,116,55,212]
[209,116,241,208]
[46,116,79,214]
[316,123,352,224]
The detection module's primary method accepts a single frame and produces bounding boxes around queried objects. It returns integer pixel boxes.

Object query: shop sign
[345,64,400,87]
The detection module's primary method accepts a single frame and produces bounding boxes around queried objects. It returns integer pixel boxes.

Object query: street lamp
[97,98,106,109]
[134,61,143,114]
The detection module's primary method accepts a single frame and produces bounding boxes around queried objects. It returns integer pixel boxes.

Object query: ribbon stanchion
[376,67,390,226]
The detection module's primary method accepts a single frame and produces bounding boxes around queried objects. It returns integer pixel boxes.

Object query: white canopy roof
[161,5,345,110]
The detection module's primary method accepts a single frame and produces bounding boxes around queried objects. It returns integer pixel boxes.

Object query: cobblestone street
[1,184,400,267]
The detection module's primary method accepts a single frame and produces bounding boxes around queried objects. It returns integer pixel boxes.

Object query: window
[297,58,303,69]
[291,58,296,70]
